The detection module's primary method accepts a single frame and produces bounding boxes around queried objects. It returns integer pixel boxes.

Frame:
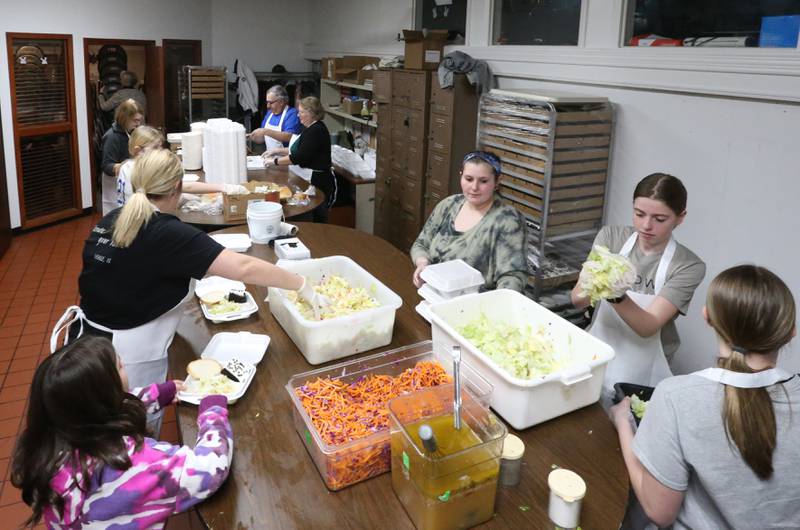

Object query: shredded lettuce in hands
[458,314,560,379]
[630,394,648,419]
[578,245,636,306]
[287,274,378,321]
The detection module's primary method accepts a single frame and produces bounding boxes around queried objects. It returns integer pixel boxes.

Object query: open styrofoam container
[419,259,484,298]
[268,256,403,365]
[429,289,615,430]
[201,332,270,365]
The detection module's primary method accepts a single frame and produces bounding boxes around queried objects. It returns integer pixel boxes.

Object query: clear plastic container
[268,256,403,364]
[429,289,615,430]
[286,341,493,491]
[389,384,506,530]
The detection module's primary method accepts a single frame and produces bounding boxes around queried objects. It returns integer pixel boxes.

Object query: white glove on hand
[297,276,331,320]
[224,184,249,195]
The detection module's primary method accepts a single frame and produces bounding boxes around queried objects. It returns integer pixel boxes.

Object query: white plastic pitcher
[247,200,283,244]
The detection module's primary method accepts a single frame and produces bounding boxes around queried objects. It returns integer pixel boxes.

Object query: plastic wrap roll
[235,124,247,183]
[181,131,203,170]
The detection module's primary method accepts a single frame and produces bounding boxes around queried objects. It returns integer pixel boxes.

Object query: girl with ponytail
[610,265,799,529]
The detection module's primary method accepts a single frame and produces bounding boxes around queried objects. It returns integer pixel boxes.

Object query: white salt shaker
[547,468,586,529]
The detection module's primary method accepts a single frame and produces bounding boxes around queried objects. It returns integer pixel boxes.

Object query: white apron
[263,108,288,151]
[101,173,119,215]
[50,280,195,391]
[591,233,677,395]
[288,133,313,182]
[694,366,793,388]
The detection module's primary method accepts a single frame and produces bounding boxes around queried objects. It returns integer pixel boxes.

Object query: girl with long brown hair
[610,265,799,529]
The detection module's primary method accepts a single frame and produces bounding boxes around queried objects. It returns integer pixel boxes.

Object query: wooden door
[162,39,202,133]
[0,106,11,256]
[7,33,82,228]
[145,44,165,130]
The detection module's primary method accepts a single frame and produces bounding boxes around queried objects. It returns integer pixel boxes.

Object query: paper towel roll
[190,122,207,148]
[279,222,298,236]
[181,131,203,170]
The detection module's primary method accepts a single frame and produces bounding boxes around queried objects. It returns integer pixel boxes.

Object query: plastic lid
[419,259,484,293]
[548,469,586,502]
[501,434,525,460]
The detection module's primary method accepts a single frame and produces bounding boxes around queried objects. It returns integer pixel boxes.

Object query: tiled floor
[0,214,203,529]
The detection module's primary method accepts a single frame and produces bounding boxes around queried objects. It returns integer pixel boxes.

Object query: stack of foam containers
[201,118,247,186]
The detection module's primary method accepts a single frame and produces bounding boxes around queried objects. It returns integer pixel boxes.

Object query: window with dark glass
[625,0,800,47]
[415,0,469,44]
[492,0,582,46]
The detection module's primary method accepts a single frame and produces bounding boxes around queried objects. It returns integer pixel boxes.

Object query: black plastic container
[613,383,654,425]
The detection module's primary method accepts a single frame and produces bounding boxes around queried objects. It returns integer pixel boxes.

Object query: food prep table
[168,222,628,529]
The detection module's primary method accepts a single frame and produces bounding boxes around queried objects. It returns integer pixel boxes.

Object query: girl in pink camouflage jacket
[11,335,233,529]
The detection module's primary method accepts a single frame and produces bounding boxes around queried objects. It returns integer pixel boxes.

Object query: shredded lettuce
[578,245,636,306]
[287,274,379,321]
[207,299,241,315]
[630,394,648,419]
[457,314,560,379]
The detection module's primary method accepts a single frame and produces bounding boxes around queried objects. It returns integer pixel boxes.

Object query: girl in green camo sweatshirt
[411,151,527,292]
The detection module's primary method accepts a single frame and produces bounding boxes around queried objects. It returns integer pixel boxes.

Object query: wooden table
[177,166,324,227]
[169,223,627,529]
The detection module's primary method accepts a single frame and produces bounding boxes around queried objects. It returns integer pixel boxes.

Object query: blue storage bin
[760,15,800,48]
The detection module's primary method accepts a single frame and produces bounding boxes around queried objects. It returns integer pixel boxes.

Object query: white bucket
[247,201,283,244]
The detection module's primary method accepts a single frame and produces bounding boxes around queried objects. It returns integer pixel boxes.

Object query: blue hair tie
[731,345,748,354]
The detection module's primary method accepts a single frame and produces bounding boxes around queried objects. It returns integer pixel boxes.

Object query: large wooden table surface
[169,223,628,529]
[177,166,324,227]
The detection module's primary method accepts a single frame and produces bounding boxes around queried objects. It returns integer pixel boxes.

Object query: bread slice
[200,290,226,305]
[187,359,222,380]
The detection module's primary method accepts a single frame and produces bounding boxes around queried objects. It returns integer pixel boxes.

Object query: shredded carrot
[295,360,452,489]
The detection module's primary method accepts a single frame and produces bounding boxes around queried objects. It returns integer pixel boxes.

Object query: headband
[463,151,501,177]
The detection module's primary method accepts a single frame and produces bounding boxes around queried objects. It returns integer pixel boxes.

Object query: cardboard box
[222,181,280,222]
[340,98,367,115]
[356,69,374,85]
[760,15,800,48]
[403,29,448,70]
[333,56,380,81]
[321,57,341,80]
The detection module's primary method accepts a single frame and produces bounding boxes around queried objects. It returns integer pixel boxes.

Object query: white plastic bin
[429,289,615,430]
[268,256,403,364]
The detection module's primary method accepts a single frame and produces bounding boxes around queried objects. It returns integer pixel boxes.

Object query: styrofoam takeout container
[201,332,270,365]
[210,233,252,252]
[178,335,258,405]
[268,256,402,365]
[429,289,615,430]
[419,259,484,299]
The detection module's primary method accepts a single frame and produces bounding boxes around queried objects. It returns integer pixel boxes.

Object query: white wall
[304,0,410,57]
[0,0,214,227]
[0,0,311,228]
[210,0,310,76]
[305,0,800,374]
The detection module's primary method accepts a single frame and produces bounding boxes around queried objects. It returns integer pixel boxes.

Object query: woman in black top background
[264,96,337,223]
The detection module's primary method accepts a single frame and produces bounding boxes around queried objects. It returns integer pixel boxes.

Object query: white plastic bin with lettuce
[429,289,615,429]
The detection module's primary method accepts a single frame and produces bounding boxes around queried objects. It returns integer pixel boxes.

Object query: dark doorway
[162,39,202,133]
[83,38,160,212]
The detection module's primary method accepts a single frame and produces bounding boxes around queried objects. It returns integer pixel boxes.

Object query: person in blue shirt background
[248,85,302,149]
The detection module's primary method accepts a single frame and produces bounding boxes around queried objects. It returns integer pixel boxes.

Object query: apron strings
[50,305,84,354]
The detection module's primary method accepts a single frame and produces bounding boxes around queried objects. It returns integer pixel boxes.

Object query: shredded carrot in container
[295,360,451,489]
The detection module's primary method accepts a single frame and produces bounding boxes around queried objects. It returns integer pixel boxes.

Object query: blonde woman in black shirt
[264,96,337,223]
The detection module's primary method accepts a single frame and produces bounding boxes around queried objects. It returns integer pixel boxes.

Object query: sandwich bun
[187,359,222,380]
